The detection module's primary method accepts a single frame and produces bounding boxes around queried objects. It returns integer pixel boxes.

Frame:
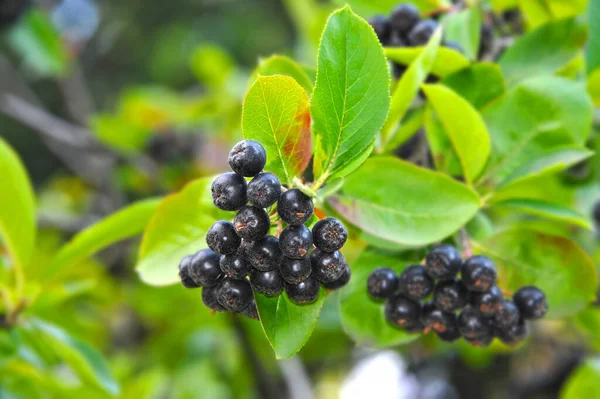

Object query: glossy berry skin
[457,306,491,340]
[286,276,320,304]
[367,267,399,299]
[216,278,253,312]
[228,140,266,177]
[425,244,462,280]
[280,257,312,284]
[247,172,281,208]
[179,255,199,288]
[461,255,497,292]
[189,249,222,287]
[384,294,421,329]
[234,206,271,241]
[323,265,351,290]
[408,19,437,46]
[312,217,347,252]
[202,286,226,312]
[471,285,504,317]
[219,252,250,279]
[398,265,434,301]
[437,328,462,342]
[247,236,282,271]
[250,269,284,297]
[279,225,313,259]
[389,3,420,35]
[369,15,391,45]
[211,172,247,211]
[311,249,346,284]
[389,31,408,47]
[434,279,468,312]
[421,307,458,336]
[206,221,241,255]
[513,286,548,320]
[492,300,521,330]
[277,189,314,226]
[495,319,528,346]
[241,298,259,320]
[464,334,493,348]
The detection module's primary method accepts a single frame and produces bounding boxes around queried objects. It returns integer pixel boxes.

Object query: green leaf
[335,0,445,15]
[45,198,161,280]
[340,249,419,347]
[423,84,491,183]
[442,63,505,109]
[242,75,312,185]
[136,178,229,286]
[472,228,597,318]
[385,46,470,78]
[251,55,314,93]
[561,357,600,399]
[255,289,326,359]
[424,106,462,176]
[574,308,600,350]
[381,108,424,153]
[379,28,441,149]
[190,45,235,88]
[586,0,600,72]
[491,199,591,229]
[441,8,481,61]
[0,138,36,272]
[90,115,151,154]
[587,68,600,106]
[329,157,481,246]
[498,18,588,85]
[311,6,390,184]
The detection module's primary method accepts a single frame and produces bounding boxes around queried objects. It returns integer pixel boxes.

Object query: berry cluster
[367,245,548,346]
[178,140,351,318]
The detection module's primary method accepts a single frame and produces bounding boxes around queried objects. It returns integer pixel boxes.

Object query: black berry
[389,3,420,35]
[464,334,493,348]
[478,24,494,58]
[188,249,222,287]
[217,278,253,312]
[398,265,434,301]
[219,252,250,279]
[421,306,458,336]
[367,267,399,299]
[389,31,408,47]
[424,244,462,280]
[311,249,347,284]
[461,255,497,292]
[280,257,312,284]
[240,298,259,320]
[437,328,462,342]
[279,225,313,259]
[457,306,491,340]
[384,294,421,329]
[211,172,247,211]
[179,255,200,288]
[393,63,407,79]
[495,319,528,346]
[312,217,348,252]
[433,279,468,312]
[593,201,600,224]
[228,140,266,177]
[513,286,548,320]
[247,235,283,271]
[202,286,226,312]
[369,15,391,45]
[322,264,351,290]
[234,206,271,241]
[470,285,504,317]
[286,276,320,304]
[250,269,284,297]
[206,221,241,255]
[277,189,314,226]
[247,172,281,208]
[408,19,437,46]
[492,300,520,330]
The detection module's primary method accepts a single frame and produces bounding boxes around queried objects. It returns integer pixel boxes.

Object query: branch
[279,357,315,399]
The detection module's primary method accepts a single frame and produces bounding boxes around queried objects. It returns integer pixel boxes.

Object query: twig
[56,60,96,125]
[279,357,315,399]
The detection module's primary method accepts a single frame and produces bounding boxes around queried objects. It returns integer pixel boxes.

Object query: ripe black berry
[421,307,458,336]
[228,140,266,177]
[384,294,421,329]
[234,206,271,241]
[322,264,351,290]
[280,257,312,284]
[424,244,462,280]
[389,3,420,35]
[286,276,320,304]
[250,269,284,297]
[437,328,462,342]
[241,298,259,320]
[247,235,282,271]
[277,189,314,226]
[492,300,520,330]
[408,19,437,46]
[478,24,494,59]
[211,172,247,211]
[202,286,226,312]
[464,334,493,348]
[279,225,313,259]
[312,217,348,252]
[188,249,222,287]
[389,31,408,47]
[461,255,497,292]
[367,267,399,299]
[398,265,434,301]
[433,279,468,312]
[513,286,548,320]
[311,249,347,284]
[471,285,504,317]
[247,172,281,208]
[217,278,253,312]
[179,255,200,288]
[457,306,491,340]
[495,319,528,346]
[206,221,241,255]
[369,15,391,45]
[219,252,250,279]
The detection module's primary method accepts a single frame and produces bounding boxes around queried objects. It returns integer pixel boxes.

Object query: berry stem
[292,177,318,198]
[459,228,473,258]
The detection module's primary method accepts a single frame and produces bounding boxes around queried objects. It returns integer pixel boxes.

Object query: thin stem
[459,228,473,258]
